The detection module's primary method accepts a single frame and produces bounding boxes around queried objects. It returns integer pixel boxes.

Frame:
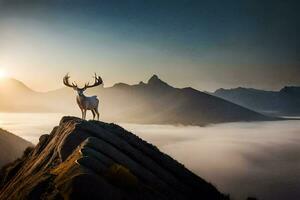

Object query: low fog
[123,121,300,200]
[0,113,299,200]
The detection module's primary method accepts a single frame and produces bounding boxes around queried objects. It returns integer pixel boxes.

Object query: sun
[0,69,8,78]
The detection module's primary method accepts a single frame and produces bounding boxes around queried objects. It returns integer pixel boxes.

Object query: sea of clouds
[1,112,299,200]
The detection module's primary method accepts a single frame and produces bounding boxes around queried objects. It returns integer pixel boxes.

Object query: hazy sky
[0,0,299,92]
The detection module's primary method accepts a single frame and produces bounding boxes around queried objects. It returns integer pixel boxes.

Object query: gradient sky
[0,0,299,92]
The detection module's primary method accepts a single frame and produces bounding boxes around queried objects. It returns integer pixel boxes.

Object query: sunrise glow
[0,69,8,78]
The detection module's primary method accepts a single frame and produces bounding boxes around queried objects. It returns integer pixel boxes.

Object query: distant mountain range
[0,128,32,167]
[213,86,300,116]
[0,75,272,125]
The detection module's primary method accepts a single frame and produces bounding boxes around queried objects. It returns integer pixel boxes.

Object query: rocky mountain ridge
[0,116,229,200]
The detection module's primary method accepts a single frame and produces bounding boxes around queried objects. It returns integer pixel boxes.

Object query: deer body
[76,94,99,120]
[63,73,103,120]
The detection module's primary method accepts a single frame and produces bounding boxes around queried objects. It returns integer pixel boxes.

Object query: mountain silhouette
[0,78,33,93]
[147,74,170,87]
[0,75,272,125]
[0,117,229,200]
[97,75,272,125]
[0,78,41,112]
[0,128,32,167]
[213,86,300,116]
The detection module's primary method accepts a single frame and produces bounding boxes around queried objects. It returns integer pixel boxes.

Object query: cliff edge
[0,117,228,200]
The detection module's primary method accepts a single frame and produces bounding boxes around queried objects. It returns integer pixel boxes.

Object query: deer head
[63,73,103,96]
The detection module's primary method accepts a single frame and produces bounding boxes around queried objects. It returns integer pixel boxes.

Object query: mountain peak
[147,74,170,87]
[0,77,33,93]
[148,74,159,82]
[0,116,227,200]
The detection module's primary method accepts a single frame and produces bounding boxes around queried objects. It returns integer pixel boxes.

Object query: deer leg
[91,110,96,120]
[80,109,84,119]
[83,109,87,120]
[95,108,100,121]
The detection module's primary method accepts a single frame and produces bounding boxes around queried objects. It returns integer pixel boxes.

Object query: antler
[63,73,78,89]
[83,73,103,89]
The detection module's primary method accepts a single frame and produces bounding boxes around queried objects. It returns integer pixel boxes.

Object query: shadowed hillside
[0,75,272,126]
[213,87,300,116]
[97,75,271,125]
[0,117,229,200]
[0,128,32,167]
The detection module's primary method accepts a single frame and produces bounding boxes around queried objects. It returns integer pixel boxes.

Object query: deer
[63,73,103,120]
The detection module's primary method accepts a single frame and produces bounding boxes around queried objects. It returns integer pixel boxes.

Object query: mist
[123,121,300,200]
[1,112,299,200]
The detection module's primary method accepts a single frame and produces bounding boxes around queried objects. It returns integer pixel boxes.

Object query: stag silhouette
[63,73,103,120]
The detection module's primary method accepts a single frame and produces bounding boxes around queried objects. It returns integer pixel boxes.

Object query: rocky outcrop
[0,117,229,200]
